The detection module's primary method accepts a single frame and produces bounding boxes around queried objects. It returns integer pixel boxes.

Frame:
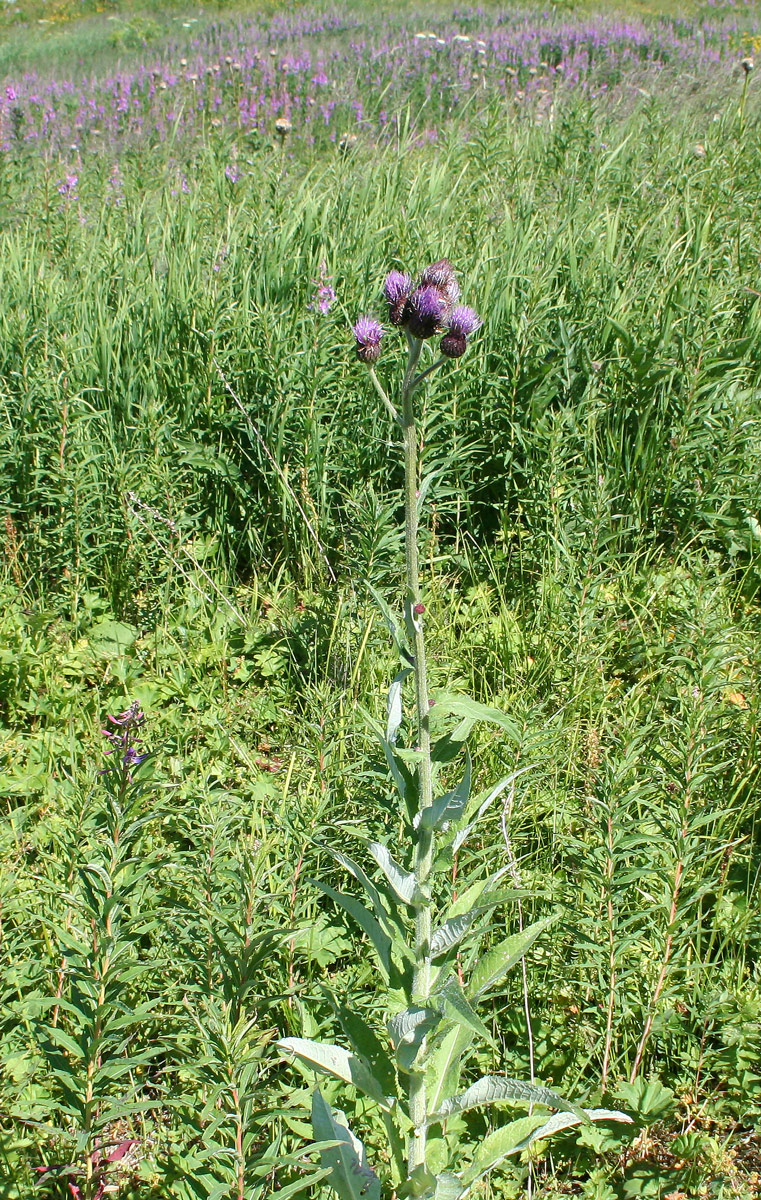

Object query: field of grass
[1,1,761,1197]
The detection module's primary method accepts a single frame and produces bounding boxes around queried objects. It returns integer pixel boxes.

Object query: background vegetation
[1,1,760,1196]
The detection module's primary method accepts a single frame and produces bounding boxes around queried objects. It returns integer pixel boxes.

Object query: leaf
[367,843,421,907]
[278,1038,392,1110]
[431,910,478,959]
[462,1116,547,1185]
[367,583,408,662]
[323,847,396,934]
[388,1006,440,1072]
[511,1107,633,1152]
[467,917,555,999]
[426,1025,474,1116]
[430,1075,587,1124]
[331,1002,398,1098]
[435,1172,465,1200]
[434,977,496,1050]
[452,765,538,855]
[311,1089,381,1200]
[420,751,471,831]
[387,668,413,745]
[430,692,519,740]
[309,879,392,981]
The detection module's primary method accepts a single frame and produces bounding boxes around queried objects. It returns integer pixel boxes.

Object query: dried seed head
[741,56,754,74]
[419,258,460,307]
[275,116,292,138]
[353,315,385,363]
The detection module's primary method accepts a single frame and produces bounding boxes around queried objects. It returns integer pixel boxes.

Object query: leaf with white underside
[461,1108,633,1189]
[388,1005,440,1071]
[431,909,478,959]
[311,1089,381,1200]
[387,667,413,745]
[513,1108,633,1150]
[368,842,421,907]
[467,917,556,999]
[429,1075,587,1124]
[419,751,471,831]
[279,1038,393,1110]
[308,879,392,981]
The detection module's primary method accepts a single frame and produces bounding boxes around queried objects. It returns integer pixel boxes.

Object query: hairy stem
[402,334,435,1175]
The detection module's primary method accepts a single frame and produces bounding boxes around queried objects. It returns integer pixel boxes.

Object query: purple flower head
[446,305,482,338]
[5,86,17,101]
[440,305,482,359]
[101,701,148,779]
[353,315,385,363]
[383,270,413,326]
[405,285,448,340]
[419,258,460,307]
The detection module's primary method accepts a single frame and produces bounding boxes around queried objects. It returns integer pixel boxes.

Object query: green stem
[402,333,435,1175]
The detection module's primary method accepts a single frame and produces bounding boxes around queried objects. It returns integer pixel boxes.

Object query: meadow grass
[1,2,760,1197]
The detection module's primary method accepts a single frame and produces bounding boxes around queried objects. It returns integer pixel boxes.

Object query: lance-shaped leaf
[419,751,472,832]
[331,1000,398,1099]
[279,1038,393,1110]
[433,976,496,1051]
[467,917,555,1000]
[324,846,408,948]
[430,909,478,960]
[430,692,520,740]
[461,1107,633,1188]
[311,1089,381,1200]
[452,765,538,856]
[367,582,408,662]
[368,842,422,907]
[309,878,393,982]
[461,1116,547,1186]
[361,708,419,818]
[430,1074,587,1125]
[511,1107,633,1152]
[387,667,413,745]
[388,1006,440,1072]
[426,1025,474,1117]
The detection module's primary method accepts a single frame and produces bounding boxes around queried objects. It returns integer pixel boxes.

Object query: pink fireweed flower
[440,304,482,358]
[309,261,336,314]
[383,270,413,326]
[353,315,385,363]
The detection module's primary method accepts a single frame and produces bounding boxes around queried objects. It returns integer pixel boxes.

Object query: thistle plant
[278,260,631,1199]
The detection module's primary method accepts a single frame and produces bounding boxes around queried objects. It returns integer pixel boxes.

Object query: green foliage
[1,1,761,1197]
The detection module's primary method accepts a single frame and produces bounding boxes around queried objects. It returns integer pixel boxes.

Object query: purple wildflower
[225,162,240,183]
[440,304,482,358]
[353,315,385,363]
[5,86,17,101]
[405,284,448,340]
[309,261,336,314]
[57,173,78,198]
[102,701,149,778]
[383,270,413,326]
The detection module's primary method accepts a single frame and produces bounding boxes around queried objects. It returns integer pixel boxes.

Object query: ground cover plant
[1,1,760,1197]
